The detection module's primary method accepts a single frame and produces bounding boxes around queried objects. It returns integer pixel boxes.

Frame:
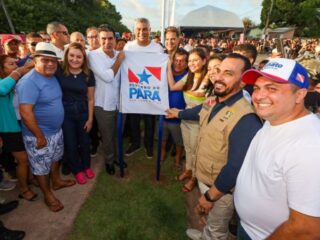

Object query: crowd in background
[0,18,320,240]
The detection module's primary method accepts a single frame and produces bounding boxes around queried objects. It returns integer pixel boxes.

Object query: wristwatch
[204,190,217,203]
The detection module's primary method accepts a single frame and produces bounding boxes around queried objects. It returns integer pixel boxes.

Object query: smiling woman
[55,42,96,185]
[0,55,37,201]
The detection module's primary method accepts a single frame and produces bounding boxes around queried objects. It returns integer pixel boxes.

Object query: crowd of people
[0,17,319,240]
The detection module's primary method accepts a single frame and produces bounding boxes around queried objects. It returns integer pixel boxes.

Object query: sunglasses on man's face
[56,31,69,36]
[28,42,38,47]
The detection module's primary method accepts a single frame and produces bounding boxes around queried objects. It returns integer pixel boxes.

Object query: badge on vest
[219,109,234,122]
[203,98,216,110]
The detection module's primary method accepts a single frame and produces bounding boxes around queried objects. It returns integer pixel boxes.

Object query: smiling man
[235,58,320,240]
[165,26,180,57]
[17,42,76,212]
[88,25,125,175]
[123,18,164,159]
[166,53,262,240]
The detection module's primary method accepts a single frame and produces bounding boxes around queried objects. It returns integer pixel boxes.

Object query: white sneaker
[0,180,16,191]
[186,228,202,240]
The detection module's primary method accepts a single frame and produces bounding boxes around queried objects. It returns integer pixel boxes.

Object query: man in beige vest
[166,53,262,240]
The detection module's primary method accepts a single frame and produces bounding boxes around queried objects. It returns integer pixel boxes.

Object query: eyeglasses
[56,31,69,36]
[28,42,39,47]
[38,58,58,64]
[87,35,98,39]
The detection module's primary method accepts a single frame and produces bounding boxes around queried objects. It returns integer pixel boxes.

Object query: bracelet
[12,70,22,78]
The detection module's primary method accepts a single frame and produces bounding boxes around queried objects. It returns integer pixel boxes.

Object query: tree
[0,0,129,34]
[260,0,320,37]
[242,17,255,34]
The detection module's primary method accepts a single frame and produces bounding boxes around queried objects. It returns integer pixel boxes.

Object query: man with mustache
[166,53,262,240]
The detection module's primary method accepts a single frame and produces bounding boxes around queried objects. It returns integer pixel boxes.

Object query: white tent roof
[179,5,244,29]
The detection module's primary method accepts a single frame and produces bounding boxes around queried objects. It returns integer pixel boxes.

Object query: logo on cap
[296,73,305,83]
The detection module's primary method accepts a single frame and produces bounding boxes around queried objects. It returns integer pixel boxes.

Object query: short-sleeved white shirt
[234,114,320,239]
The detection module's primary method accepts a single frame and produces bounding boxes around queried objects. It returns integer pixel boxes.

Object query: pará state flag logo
[128,67,162,101]
[120,51,169,115]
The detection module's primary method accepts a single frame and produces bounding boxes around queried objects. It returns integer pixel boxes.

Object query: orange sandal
[182,177,197,192]
[175,170,192,181]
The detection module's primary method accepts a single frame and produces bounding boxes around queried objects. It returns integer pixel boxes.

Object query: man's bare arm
[267,209,320,240]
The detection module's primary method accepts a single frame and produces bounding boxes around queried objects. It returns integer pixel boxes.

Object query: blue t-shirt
[165,70,187,124]
[16,69,64,136]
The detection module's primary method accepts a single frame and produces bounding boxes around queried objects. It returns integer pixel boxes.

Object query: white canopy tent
[179,5,244,36]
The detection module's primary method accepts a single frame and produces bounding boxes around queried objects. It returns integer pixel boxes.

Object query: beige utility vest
[195,96,255,186]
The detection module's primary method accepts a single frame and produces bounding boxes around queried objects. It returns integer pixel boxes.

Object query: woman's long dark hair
[183,47,207,91]
[0,55,10,79]
[206,54,226,96]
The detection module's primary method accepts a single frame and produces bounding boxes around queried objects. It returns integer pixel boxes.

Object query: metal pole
[0,0,15,33]
[117,112,125,177]
[166,0,170,27]
[170,0,176,26]
[156,116,164,181]
[262,0,274,52]
[160,0,166,45]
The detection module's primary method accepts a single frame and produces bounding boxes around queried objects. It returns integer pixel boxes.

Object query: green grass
[68,147,187,240]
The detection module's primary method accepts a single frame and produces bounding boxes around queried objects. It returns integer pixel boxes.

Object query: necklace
[70,70,82,79]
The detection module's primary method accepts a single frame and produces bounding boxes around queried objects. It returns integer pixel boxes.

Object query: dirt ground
[1,154,104,240]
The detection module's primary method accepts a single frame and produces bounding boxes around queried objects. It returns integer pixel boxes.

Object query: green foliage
[260,0,320,37]
[0,0,129,34]
[242,17,255,34]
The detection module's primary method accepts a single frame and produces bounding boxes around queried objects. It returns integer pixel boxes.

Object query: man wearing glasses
[18,32,43,67]
[86,26,100,51]
[46,21,70,59]
[17,42,76,212]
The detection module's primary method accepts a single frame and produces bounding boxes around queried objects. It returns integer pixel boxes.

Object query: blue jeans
[62,101,91,174]
[238,222,252,240]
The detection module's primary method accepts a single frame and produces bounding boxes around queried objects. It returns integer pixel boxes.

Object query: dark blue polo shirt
[178,91,262,193]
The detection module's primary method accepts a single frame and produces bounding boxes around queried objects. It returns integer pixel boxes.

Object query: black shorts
[0,132,25,152]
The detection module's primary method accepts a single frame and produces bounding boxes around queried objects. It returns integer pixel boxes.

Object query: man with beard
[166,53,262,240]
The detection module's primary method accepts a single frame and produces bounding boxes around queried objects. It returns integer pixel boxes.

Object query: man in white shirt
[46,22,70,59]
[234,58,320,240]
[88,26,124,175]
[124,18,164,158]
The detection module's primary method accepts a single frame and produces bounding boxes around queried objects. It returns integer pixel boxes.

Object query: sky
[109,0,263,31]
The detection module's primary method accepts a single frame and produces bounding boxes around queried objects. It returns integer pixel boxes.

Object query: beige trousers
[180,120,200,172]
[199,181,234,240]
